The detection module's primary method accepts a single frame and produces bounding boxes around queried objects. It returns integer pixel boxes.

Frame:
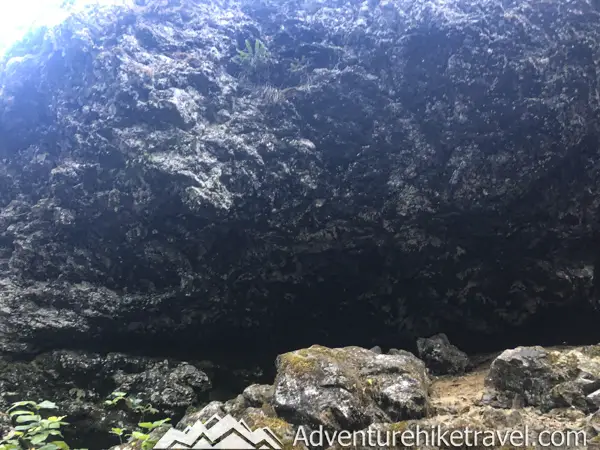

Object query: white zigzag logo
[153,413,284,449]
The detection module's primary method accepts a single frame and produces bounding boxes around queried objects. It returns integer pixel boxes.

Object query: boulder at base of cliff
[273,345,430,431]
[483,345,600,413]
[416,333,470,375]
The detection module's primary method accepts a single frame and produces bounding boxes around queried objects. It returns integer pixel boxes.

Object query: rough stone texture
[0,349,211,448]
[416,333,470,375]
[112,359,211,413]
[176,400,227,429]
[106,343,600,450]
[484,345,600,413]
[273,345,430,430]
[1,0,600,357]
[242,383,275,407]
[388,348,418,359]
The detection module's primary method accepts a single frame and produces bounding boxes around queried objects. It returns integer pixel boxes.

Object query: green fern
[234,39,270,67]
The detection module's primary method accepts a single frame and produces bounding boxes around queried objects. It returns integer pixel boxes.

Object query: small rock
[416,333,470,375]
[177,401,226,429]
[587,389,600,409]
[586,410,600,436]
[388,348,417,358]
[223,394,248,415]
[242,384,274,407]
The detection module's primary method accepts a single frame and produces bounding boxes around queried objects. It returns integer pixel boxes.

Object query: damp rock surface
[272,345,430,430]
[416,333,470,375]
[0,349,212,448]
[484,345,600,413]
[111,344,600,450]
[1,0,600,356]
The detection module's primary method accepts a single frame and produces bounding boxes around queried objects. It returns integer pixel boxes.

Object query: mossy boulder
[273,345,430,431]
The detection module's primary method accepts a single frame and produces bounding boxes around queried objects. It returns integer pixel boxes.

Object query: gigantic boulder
[273,345,430,430]
[1,0,600,358]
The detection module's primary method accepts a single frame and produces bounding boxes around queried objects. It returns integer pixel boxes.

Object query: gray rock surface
[242,383,274,407]
[484,345,600,413]
[132,344,429,450]
[416,333,470,375]
[273,345,430,430]
[0,349,211,448]
[1,0,600,356]
[106,343,600,450]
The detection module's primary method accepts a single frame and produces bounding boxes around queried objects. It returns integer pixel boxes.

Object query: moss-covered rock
[273,345,430,431]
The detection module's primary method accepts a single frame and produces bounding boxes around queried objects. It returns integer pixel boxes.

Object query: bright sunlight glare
[0,0,126,56]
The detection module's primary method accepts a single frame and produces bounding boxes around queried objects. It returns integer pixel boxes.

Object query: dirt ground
[430,362,490,414]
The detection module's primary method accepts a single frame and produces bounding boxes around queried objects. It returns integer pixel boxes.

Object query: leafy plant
[109,427,125,445]
[103,391,127,407]
[0,400,84,450]
[0,392,173,450]
[104,391,157,420]
[128,418,170,450]
[104,391,171,449]
[234,39,270,68]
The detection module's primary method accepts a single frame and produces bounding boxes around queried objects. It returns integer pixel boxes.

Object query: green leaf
[8,401,36,411]
[130,431,150,440]
[141,439,158,450]
[9,409,34,417]
[137,422,154,429]
[110,427,125,436]
[0,445,21,450]
[1,430,23,439]
[43,428,64,436]
[110,391,127,397]
[47,442,70,450]
[15,414,41,423]
[30,430,51,444]
[47,415,67,422]
[152,418,171,427]
[37,444,60,450]
[37,400,58,410]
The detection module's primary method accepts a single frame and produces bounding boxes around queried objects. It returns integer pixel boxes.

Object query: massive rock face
[1,0,600,356]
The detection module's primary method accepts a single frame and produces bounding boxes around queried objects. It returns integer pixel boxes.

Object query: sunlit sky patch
[0,0,126,56]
